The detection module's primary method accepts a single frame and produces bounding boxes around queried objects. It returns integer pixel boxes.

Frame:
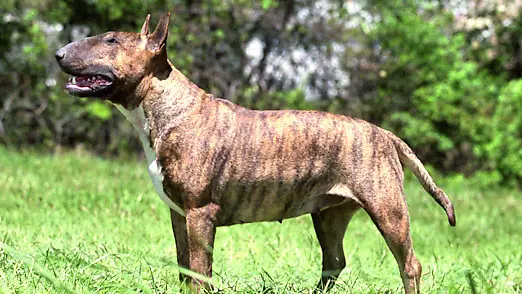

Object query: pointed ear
[148,12,171,54]
[140,14,151,36]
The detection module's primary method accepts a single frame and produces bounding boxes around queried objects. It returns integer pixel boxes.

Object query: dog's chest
[115,105,182,213]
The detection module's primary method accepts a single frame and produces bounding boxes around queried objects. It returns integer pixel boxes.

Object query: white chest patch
[115,104,184,216]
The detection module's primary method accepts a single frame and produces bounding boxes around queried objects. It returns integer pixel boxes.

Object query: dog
[55,13,456,293]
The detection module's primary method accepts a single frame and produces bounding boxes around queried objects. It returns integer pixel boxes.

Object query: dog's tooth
[71,77,76,84]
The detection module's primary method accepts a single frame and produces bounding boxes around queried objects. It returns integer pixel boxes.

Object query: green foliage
[484,80,522,182]
[370,5,520,183]
[262,0,277,10]
[388,112,455,151]
[374,9,485,170]
[85,101,112,121]
[23,15,49,71]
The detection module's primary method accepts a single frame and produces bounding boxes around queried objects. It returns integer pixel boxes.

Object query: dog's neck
[140,60,209,149]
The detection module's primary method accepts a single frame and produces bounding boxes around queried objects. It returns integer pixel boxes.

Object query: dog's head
[55,14,171,108]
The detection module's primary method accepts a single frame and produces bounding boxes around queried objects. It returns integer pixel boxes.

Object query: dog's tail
[385,130,456,226]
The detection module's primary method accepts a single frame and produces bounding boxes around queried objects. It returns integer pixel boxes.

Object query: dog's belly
[215,181,349,226]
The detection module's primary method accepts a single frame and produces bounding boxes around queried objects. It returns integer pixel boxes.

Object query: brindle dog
[55,13,456,293]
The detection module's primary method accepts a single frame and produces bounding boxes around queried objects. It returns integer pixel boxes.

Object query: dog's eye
[106,37,118,44]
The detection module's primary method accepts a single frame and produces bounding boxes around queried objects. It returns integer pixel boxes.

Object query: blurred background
[0,0,520,186]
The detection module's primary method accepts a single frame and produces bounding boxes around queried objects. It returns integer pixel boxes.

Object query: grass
[0,146,521,293]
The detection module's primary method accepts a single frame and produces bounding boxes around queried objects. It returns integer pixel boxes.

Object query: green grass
[0,146,521,293]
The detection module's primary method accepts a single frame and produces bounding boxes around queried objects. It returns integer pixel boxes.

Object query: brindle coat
[55,13,456,294]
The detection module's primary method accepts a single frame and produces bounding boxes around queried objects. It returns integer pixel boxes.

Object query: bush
[484,80,522,184]
[371,8,510,181]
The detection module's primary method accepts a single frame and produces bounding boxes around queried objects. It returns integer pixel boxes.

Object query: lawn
[0,146,521,293]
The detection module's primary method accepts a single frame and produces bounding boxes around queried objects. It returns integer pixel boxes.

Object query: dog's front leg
[185,203,219,291]
[169,209,190,283]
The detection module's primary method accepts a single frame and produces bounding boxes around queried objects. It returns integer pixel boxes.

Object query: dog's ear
[148,12,170,54]
[140,14,151,36]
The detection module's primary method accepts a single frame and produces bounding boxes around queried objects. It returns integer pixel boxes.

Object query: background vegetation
[0,0,521,185]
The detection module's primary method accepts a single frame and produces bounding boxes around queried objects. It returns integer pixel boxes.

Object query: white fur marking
[115,104,185,216]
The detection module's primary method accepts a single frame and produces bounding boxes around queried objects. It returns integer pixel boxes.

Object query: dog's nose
[55,48,66,61]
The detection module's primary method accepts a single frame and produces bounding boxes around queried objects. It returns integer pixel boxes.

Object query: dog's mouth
[66,74,114,97]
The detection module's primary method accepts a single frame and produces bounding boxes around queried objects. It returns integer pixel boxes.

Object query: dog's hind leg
[312,200,360,291]
[362,187,422,294]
